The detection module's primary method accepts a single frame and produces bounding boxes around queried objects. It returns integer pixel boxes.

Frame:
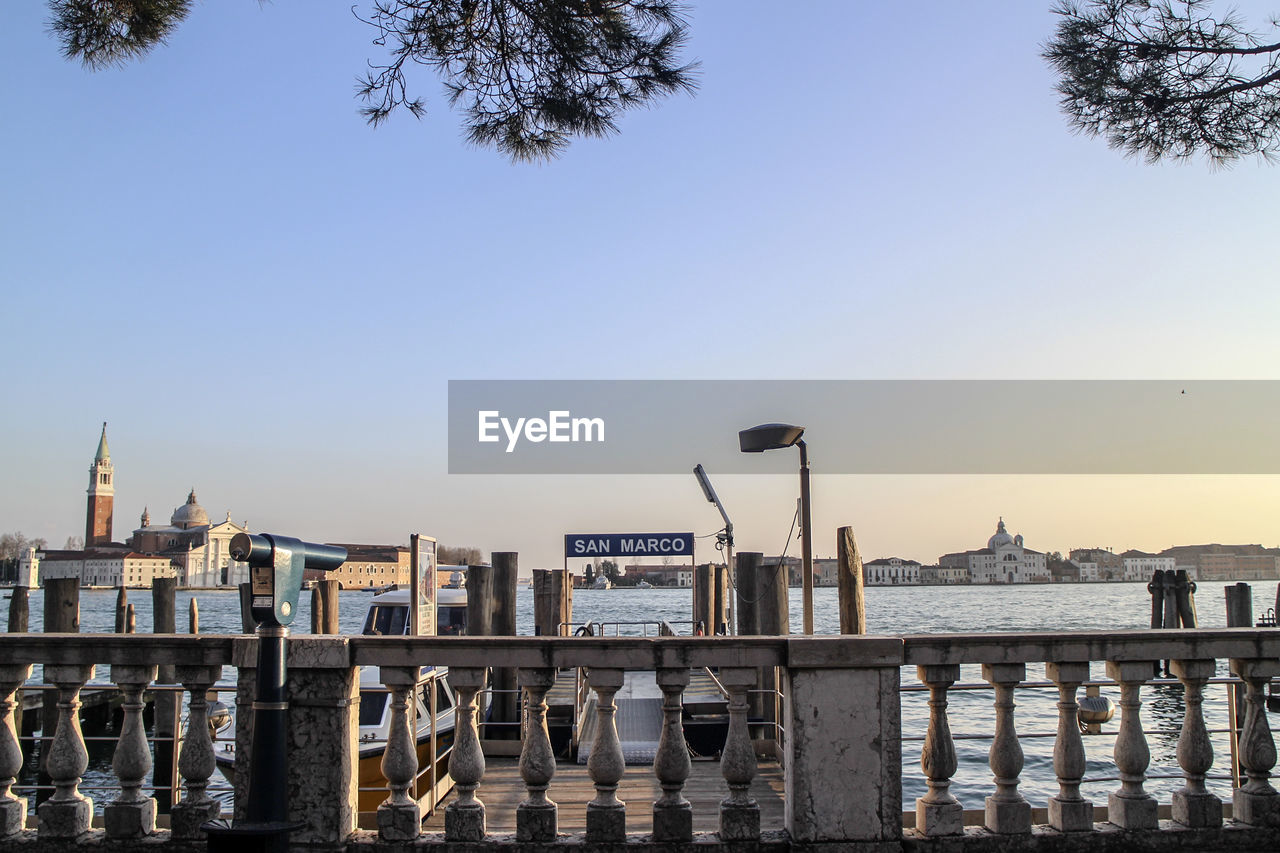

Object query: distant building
[763,556,802,587]
[814,558,840,587]
[919,564,968,584]
[1053,560,1083,583]
[622,564,693,587]
[1121,550,1175,583]
[939,519,1047,584]
[1069,547,1124,581]
[323,543,412,590]
[16,547,39,587]
[864,557,921,585]
[37,548,176,588]
[1159,544,1280,581]
[130,492,249,587]
[85,423,114,547]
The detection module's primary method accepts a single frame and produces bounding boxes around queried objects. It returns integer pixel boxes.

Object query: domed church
[130,490,251,587]
[938,518,1048,584]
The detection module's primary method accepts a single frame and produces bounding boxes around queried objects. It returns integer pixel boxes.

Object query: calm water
[10,580,1276,812]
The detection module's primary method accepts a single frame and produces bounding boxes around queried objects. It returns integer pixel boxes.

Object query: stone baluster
[982,662,1030,834]
[169,665,224,839]
[0,665,32,838]
[653,667,692,842]
[718,667,760,842]
[916,664,962,836]
[585,667,626,842]
[1168,659,1221,827]
[1105,660,1158,829]
[1046,662,1093,832]
[36,664,95,838]
[1229,657,1280,826]
[377,667,421,841]
[445,667,487,842]
[105,664,158,839]
[517,667,557,842]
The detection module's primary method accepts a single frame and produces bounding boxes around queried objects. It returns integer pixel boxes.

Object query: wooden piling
[490,552,519,737]
[311,585,323,634]
[693,564,712,634]
[6,586,28,633]
[466,564,494,638]
[44,577,80,633]
[152,576,177,812]
[1225,582,1253,786]
[712,564,729,635]
[757,556,789,743]
[533,569,571,636]
[735,553,761,637]
[1161,572,1178,628]
[1148,570,1166,629]
[114,586,128,633]
[1174,569,1198,628]
[837,526,867,635]
[189,597,199,634]
[237,582,255,633]
[125,603,135,633]
[320,579,340,633]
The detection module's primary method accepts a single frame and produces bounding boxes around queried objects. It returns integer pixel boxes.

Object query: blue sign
[565,532,695,558]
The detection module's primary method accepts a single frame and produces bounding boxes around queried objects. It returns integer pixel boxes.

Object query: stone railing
[0,630,1278,852]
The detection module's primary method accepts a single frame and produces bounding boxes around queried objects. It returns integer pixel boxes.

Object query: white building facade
[939,519,1048,584]
[1122,550,1176,583]
[864,557,921,585]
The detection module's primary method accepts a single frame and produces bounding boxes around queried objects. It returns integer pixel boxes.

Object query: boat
[635,580,653,589]
[213,586,469,812]
[590,575,611,590]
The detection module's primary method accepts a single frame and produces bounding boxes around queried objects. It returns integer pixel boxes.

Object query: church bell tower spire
[85,422,114,547]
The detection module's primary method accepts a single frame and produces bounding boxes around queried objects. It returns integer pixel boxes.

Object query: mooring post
[467,564,494,726]
[837,526,867,635]
[1225,582,1254,785]
[758,556,789,750]
[533,569,571,636]
[491,552,519,738]
[735,552,761,637]
[237,582,254,633]
[321,579,339,633]
[6,587,27,634]
[693,564,712,634]
[1148,570,1166,629]
[114,586,128,634]
[1174,569,1198,628]
[712,564,729,634]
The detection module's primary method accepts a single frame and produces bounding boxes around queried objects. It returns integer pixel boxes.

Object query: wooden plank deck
[420,757,784,835]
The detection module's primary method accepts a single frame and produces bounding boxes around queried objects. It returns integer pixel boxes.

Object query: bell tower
[85,422,114,547]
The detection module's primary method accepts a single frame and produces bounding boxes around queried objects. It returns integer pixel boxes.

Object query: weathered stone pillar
[916,664,962,836]
[585,667,626,842]
[1106,660,1158,830]
[653,667,692,842]
[785,640,902,847]
[983,662,1030,834]
[1230,657,1280,827]
[230,636,358,845]
[377,666,421,841]
[37,663,94,838]
[1169,658,1222,827]
[169,665,223,839]
[719,667,759,842]
[0,664,32,838]
[446,667,487,842]
[1046,661,1093,832]
[516,667,557,842]
[105,664,158,839]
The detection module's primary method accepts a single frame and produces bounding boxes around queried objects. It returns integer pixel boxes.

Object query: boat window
[359,691,388,726]
[437,605,467,636]
[362,605,409,636]
[416,680,453,713]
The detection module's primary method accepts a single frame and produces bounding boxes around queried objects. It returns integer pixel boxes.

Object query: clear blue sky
[3,2,1279,569]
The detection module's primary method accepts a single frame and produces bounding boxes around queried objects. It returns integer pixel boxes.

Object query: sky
[3,2,1279,571]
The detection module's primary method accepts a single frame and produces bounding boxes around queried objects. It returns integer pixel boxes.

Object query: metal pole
[246,624,290,825]
[798,439,814,635]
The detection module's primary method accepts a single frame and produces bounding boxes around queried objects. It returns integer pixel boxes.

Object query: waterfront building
[1120,549,1175,582]
[16,547,39,587]
[813,558,839,587]
[864,557,921,585]
[1158,543,1280,580]
[130,492,250,587]
[1069,546,1123,581]
[919,563,969,584]
[938,518,1047,584]
[1051,559,1082,582]
[621,563,694,586]
[323,543,413,590]
[35,547,176,588]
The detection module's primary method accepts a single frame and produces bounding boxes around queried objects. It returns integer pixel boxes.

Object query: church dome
[987,518,1015,549]
[171,490,210,529]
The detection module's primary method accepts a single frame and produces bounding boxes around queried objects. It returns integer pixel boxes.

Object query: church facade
[939,519,1048,584]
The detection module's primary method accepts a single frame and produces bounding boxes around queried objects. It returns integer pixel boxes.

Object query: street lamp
[738,423,814,635]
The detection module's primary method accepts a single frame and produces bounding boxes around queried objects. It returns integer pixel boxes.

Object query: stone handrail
[1,630,1279,851]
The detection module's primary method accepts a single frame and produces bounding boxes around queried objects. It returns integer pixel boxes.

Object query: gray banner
[447,380,1280,474]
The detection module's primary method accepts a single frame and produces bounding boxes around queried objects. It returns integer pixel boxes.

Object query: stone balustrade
[0,630,1276,852]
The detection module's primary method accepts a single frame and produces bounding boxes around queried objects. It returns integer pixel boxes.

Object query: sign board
[564,532,695,559]
[410,534,437,637]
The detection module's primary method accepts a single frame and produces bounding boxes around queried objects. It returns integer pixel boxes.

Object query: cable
[731,502,798,605]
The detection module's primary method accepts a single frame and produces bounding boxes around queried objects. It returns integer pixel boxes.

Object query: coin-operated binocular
[203,533,346,853]
[231,533,347,627]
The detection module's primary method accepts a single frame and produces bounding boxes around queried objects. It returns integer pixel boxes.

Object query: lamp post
[738,423,814,635]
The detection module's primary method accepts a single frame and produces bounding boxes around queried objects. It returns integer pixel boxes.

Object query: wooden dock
[418,757,784,835]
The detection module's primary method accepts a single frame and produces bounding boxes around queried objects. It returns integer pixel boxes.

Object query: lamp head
[738,423,805,453]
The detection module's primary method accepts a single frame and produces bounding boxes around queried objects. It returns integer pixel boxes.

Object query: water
[8,580,1272,812]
